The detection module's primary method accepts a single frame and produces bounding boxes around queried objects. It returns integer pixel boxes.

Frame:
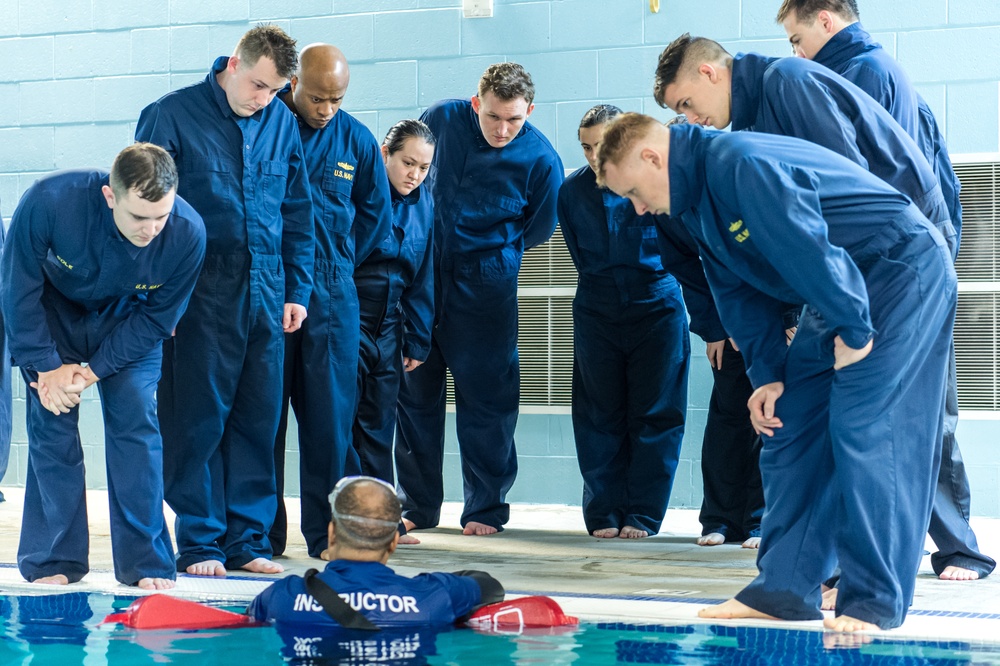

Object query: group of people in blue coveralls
[590,0,989,634]
[0,24,572,588]
[0,0,992,635]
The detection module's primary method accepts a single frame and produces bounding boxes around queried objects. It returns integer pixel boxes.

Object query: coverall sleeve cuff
[284,289,311,308]
[837,327,875,351]
[746,363,784,390]
[32,353,65,374]
[403,343,430,362]
[693,323,728,344]
[87,357,114,381]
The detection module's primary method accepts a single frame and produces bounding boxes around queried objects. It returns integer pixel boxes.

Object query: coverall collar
[667,123,709,217]
[730,52,776,132]
[813,22,878,72]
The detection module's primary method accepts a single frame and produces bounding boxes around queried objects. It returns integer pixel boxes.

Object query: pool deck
[0,488,998,644]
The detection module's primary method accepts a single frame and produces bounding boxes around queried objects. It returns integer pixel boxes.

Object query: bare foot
[939,565,980,581]
[137,577,176,590]
[619,525,649,539]
[34,574,70,585]
[463,521,498,536]
[697,532,725,546]
[821,587,838,611]
[592,527,620,538]
[402,518,418,532]
[186,560,226,577]
[398,533,421,545]
[698,598,777,620]
[241,558,284,574]
[742,536,761,549]
[823,614,879,633]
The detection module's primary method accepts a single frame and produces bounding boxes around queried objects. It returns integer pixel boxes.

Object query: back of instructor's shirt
[247,560,481,629]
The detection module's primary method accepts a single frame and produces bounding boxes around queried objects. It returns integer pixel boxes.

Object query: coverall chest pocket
[260,160,289,219]
[322,165,355,234]
[184,157,231,219]
[43,249,93,299]
[622,224,660,262]
[459,189,523,231]
[399,232,429,269]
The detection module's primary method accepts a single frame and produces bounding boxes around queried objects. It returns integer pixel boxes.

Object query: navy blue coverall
[0,218,10,497]
[272,96,392,557]
[0,170,206,585]
[353,184,434,484]
[813,23,993,579]
[136,57,314,570]
[813,23,962,243]
[731,53,955,250]
[668,125,956,629]
[655,221,764,543]
[558,165,690,535]
[395,99,564,530]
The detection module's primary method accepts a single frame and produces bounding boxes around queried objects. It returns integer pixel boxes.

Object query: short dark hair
[776,0,860,23]
[578,104,622,135]
[383,119,436,155]
[235,24,298,79]
[110,143,178,201]
[329,477,401,551]
[653,33,732,108]
[478,62,535,106]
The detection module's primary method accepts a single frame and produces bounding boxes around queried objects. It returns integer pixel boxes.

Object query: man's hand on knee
[833,335,873,370]
[748,381,784,437]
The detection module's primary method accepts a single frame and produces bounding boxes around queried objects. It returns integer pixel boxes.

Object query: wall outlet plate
[463,0,494,18]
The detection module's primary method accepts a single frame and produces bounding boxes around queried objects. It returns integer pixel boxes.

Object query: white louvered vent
[448,160,998,412]
[954,158,1000,410]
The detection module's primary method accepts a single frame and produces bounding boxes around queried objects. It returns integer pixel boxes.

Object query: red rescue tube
[102,594,257,630]
[465,595,579,631]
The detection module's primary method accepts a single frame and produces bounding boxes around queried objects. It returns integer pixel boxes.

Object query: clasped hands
[31,364,101,416]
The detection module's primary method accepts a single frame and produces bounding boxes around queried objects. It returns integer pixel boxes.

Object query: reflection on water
[0,593,997,665]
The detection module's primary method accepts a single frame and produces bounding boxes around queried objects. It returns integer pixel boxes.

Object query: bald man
[273,44,392,558]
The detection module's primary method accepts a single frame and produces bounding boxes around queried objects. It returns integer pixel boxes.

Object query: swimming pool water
[1,592,999,665]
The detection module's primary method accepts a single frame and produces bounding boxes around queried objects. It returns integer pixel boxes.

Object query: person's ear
[101,185,116,210]
[386,531,400,556]
[640,147,663,169]
[471,95,481,114]
[818,10,834,33]
[525,102,535,118]
[327,522,336,548]
[290,75,299,94]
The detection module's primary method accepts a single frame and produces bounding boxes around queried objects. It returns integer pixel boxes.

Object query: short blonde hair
[595,112,661,187]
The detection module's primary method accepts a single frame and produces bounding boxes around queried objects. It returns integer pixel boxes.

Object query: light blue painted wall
[3,0,999,515]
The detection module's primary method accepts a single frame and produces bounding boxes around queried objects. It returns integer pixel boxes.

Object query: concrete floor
[0,489,998,643]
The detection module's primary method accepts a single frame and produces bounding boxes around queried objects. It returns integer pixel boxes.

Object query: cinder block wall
[3,0,999,514]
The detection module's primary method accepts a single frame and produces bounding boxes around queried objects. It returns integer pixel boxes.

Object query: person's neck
[281,91,298,118]
[328,546,391,565]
